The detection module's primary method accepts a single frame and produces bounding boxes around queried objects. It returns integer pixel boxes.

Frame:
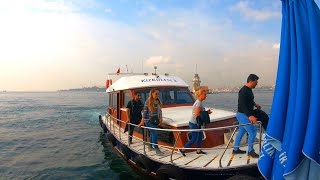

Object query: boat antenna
[154,66,157,75]
[196,64,198,73]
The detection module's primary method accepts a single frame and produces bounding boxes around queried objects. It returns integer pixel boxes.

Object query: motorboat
[99,72,264,179]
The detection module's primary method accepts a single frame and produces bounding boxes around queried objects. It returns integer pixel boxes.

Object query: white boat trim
[162,106,236,127]
[106,75,189,92]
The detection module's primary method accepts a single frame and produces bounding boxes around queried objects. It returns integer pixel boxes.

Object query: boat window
[108,94,112,106]
[161,90,175,105]
[124,92,131,107]
[111,93,117,108]
[135,88,194,105]
[134,90,149,105]
[160,88,194,105]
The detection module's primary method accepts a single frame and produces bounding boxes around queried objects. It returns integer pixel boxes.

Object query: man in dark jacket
[125,92,143,144]
[232,74,261,158]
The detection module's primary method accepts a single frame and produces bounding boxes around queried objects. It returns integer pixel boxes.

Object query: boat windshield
[135,88,194,105]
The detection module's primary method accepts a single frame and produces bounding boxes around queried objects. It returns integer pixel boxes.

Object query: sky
[0,0,319,91]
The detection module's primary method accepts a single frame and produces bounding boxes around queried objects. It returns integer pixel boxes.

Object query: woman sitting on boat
[179,88,212,157]
[138,88,164,155]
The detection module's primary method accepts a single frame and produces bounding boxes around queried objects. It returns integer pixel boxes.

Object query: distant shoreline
[58,86,106,92]
[1,86,274,93]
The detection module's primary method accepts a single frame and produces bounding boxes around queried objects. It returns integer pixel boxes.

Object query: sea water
[0,90,273,179]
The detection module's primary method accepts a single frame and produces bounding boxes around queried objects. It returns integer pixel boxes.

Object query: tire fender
[119,144,131,160]
[226,175,257,180]
[99,115,103,128]
[106,132,117,146]
[99,115,108,133]
[156,164,186,180]
[134,154,154,174]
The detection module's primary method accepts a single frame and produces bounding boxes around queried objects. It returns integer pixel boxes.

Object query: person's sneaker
[196,150,207,154]
[248,150,259,158]
[155,148,164,156]
[148,145,153,151]
[232,149,246,154]
[179,149,186,157]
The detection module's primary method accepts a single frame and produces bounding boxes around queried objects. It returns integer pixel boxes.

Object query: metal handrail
[104,112,264,168]
[218,121,262,168]
[105,112,261,133]
[219,127,238,168]
[171,131,181,163]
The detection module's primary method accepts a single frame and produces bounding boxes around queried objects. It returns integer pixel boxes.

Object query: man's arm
[138,102,148,127]
[254,102,261,109]
[239,90,257,123]
[239,91,251,117]
[125,101,132,123]
[138,118,144,127]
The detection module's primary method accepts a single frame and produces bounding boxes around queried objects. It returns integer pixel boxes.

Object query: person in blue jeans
[138,89,163,155]
[233,74,260,158]
[179,88,212,157]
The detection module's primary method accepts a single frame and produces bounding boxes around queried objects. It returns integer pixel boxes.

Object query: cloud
[231,1,281,21]
[0,0,281,91]
[170,21,186,28]
[272,43,280,49]
[145,56,171,67]
[145,30,160,39]
[0,0,100,14]
[104,8,112,13]
[32,0,71,12]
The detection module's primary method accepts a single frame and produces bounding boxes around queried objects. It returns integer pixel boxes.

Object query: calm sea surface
[0,90,273,179]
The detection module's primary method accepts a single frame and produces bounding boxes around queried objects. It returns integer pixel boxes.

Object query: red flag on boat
[116,68,120,75]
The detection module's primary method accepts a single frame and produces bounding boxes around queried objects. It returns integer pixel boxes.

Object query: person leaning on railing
[232,74,260,158]
[179,88,212,157]
[138,88,164,155]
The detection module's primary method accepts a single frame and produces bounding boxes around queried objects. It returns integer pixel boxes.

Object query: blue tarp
[257,0,320,179]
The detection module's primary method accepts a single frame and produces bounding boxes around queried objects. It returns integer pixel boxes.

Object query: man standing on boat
[233,74,260,158]
[125,92,143,144]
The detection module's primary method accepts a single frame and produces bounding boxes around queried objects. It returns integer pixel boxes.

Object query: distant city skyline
[1,0,319,91]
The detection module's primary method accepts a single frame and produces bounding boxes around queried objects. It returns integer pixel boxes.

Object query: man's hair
[133,91,140,95]
[247,74,259,83]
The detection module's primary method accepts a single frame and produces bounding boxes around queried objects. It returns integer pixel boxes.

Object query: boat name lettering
[141,78,177,83]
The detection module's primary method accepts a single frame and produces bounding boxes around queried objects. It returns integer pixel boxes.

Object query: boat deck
[103,115,262,170]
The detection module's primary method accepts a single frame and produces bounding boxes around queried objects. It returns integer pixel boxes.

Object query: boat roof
[106,74,189,92]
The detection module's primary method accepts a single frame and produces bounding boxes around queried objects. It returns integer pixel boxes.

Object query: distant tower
[192,64,201,92]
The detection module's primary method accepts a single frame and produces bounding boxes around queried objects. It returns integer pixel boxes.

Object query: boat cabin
[106,74,237,150]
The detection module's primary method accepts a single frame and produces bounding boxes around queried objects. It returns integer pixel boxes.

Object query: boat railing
[104,112,263,168]
[218,121,262,167]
